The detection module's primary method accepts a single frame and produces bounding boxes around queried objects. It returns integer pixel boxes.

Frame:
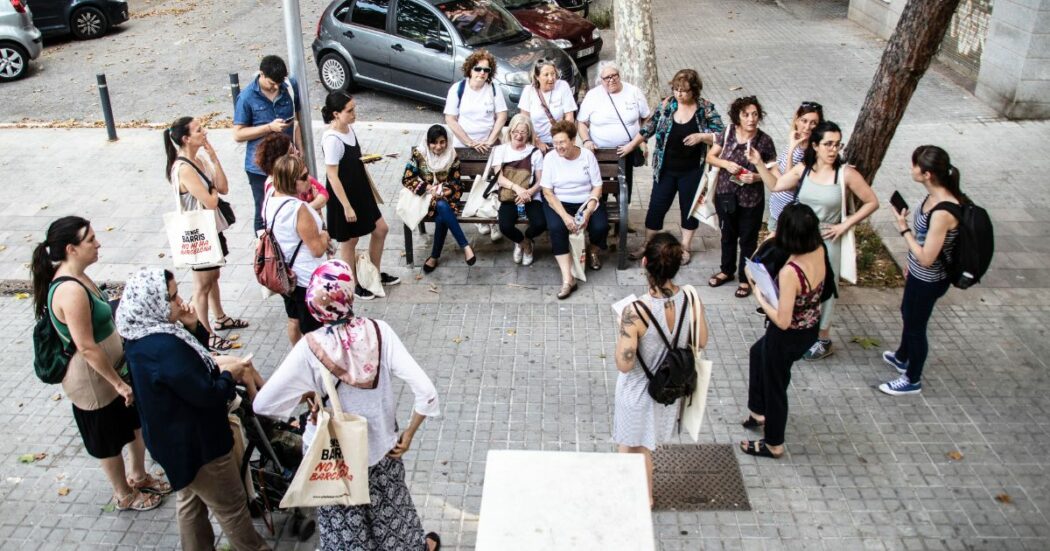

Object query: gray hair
[595,61,622,87]
[532,58,560,87]
[507,113,534,143]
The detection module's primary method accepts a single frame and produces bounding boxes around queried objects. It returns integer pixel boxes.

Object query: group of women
[28,47,970,548]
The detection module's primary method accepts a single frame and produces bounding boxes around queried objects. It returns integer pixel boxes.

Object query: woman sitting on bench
[402,124,476,273]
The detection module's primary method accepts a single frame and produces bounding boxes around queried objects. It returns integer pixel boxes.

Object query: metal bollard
[96,73,117,141]
[229,73,241,114]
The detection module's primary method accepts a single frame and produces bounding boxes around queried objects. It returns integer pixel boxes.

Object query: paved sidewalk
[1,0,1048,549]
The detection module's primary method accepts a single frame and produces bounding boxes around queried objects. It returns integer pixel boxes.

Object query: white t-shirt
[263,194,325,286]
[488,144,544,201]
[541,147,602,204]
[322,128,358,165]
[443,80,508,147]
[518,80,577,144]
[577,83,651,148]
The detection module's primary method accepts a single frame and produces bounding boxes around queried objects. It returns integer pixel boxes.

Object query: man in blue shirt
[234,55,302,233]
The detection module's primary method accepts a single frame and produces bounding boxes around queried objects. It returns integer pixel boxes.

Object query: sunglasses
[298,172,310,182]
[801,101,823,111]
[472,66,492,74]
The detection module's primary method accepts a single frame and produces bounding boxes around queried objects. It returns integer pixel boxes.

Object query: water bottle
[574,207,586,228]
[517,204,526,219]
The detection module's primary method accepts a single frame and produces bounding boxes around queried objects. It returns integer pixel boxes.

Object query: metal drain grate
[652,444,751,511]
[0,279,124,297]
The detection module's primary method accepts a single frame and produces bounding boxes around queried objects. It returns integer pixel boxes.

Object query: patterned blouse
[713,126,777,209]
[639,97,724,183]
[401,148,464,217]
[784,261,823,330]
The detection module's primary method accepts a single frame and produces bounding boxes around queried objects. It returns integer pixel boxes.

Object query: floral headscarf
[116,268,216,371]
[305,260,381,388]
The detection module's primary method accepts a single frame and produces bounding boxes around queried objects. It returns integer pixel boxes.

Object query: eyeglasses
[472,66,492,74]
[510,129,528,136]
[601,73,620,82]
[801,101,823,111]
[672,88,692,94]
[819,141,843,150]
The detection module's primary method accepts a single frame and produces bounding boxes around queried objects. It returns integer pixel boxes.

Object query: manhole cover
[652,444,751,511]
[0,280,124,297]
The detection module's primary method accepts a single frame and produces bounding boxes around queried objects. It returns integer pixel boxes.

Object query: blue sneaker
[878,375,922,396]
[803,339,833,361]
[882,350,908,374]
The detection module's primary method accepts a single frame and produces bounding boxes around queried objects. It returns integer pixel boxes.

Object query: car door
[338,0,392,84]
[25,0,65,33]
[388,0,456,102]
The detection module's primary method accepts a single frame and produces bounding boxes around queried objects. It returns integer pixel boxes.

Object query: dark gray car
[312,0,581,110]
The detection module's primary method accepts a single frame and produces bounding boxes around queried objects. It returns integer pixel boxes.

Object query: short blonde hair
[272,154,305,195]
[507,113,534,143]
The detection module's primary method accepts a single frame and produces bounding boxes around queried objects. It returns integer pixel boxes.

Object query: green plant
[588,8,613,30]
[853,222,904,288]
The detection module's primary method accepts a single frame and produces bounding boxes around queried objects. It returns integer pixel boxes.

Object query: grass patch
[756,222,903,289]
[588,8,613,29]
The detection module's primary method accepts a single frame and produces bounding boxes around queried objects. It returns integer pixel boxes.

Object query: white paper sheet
[745,259,778,304]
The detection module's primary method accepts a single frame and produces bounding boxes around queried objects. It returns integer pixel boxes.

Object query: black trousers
[497,201,547,243]
[645,167,702,231]
[896,274,951,383]
[747,324,819,446]
[544,201,609,256]
[715,195,764,283]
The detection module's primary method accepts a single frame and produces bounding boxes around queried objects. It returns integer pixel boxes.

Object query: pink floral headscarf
[305,260,381,388]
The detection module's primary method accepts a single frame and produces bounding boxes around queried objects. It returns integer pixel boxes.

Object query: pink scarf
[304,260,381,388]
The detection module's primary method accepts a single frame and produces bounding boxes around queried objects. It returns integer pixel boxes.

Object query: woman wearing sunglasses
[444,49,508,154]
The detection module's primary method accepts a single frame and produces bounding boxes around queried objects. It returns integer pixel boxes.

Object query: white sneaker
[477,223,490,235]
[489,224,502,242]
[513,243,523,264]
[522,244,535,266]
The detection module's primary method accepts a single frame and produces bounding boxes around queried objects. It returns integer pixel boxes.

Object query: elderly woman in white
[517,57,577,153]
[578,61,652,217]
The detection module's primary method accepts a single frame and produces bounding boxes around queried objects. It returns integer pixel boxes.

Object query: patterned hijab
[305,260,381,388]
[116,268,217,371]
[416,126,456,174]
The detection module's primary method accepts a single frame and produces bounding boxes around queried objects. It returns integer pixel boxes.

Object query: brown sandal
[128,474,172,496]
[735,283,752,299]
[114,489,163,512]
[709,272,732,287]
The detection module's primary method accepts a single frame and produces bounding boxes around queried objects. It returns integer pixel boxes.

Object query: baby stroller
[230,388,316,542]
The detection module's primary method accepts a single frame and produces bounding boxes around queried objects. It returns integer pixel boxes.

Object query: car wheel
[71,6,109,40]
[0,42,29,82]
[319,53,354,92]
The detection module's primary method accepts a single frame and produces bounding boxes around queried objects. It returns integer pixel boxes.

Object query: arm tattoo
[621,347,636,363]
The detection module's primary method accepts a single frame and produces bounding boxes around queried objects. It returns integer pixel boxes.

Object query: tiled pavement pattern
[1,0,1049,549]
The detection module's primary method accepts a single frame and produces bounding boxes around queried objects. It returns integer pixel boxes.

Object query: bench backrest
[454,147,623,196]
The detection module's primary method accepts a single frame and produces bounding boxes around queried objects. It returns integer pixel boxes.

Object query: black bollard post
[96,73,117,142]
[229,73,241,114]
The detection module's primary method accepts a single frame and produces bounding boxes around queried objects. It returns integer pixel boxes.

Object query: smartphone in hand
[890,191,908,214]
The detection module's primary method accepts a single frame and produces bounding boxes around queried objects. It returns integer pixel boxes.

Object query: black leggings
[497,201,546,243]
[715,196,764,283]
[896,274,950,383]
[747,324,819,446]
[645,167,702,231]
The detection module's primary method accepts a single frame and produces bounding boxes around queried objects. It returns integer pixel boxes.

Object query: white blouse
[253,319,441,467]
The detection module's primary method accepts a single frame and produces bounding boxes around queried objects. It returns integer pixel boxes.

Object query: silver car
[312,0,582,110]
[0,0,43,82]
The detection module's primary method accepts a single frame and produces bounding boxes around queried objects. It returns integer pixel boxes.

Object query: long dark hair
[643,232,683,292]
[31,216,91,318]
[163,116,193,181]
[912,145,966,203]
[321,91,353,124]
[802,120,844,170]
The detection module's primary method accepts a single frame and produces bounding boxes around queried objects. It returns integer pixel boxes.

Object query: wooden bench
[402,147,630,269]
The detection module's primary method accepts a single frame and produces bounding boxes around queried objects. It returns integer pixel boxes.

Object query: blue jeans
[246,171,268,233]
[431,200,468,259]
[896,274,950,383]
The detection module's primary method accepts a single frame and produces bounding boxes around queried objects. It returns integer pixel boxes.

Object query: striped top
[907,196,958,282]
[767,146,806,232]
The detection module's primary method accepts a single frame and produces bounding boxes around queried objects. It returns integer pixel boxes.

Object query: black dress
[325,130,381,240]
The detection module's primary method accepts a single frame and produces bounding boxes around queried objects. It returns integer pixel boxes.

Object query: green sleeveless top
[48,278,115,345]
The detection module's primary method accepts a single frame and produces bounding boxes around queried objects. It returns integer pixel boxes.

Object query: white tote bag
[280,369,371,508]
[568,230,587,282]
[462,169,499,219]
[678,285,713,443]
[163,178,225,270]
[356,252,386,297]
[689,127,730,230]
[396,187,432,229]
[837,167,858,284]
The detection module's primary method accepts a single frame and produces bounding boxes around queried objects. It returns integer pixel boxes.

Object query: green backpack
[33,277,92,384]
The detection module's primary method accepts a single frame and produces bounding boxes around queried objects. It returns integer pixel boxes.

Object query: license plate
[575,46,595,58]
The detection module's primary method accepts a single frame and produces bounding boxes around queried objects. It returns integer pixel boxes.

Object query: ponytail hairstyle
[802,120,843,171]
[531,57,559,90]
[321,91,353,124]
[642,232,684,293]
[163,116,193,181]
[912,145,967,204]
[32,216,92,319]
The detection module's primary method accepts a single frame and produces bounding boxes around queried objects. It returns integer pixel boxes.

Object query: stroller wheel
[298,519,316,541]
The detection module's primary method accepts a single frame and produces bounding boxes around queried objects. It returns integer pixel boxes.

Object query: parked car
[553,0,587,16]
[1,0,42,82]
[493,0,600,67]
[27,0,128,40]
[313,0,582,110]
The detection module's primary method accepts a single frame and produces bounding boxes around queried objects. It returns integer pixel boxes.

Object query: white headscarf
[116,268,216,371]
[415,126,456,174]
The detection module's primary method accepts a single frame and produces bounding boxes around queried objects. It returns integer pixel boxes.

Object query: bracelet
[583,139,593,145]
[899,228,911,236]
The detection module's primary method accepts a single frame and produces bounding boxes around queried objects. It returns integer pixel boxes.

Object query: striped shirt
[907,196,958,282]
[768,146,806,232]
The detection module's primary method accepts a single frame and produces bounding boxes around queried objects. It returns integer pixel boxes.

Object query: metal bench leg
[404,224,414,266]
[617,163,629,270]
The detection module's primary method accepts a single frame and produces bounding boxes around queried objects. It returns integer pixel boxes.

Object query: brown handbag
[496,156,534,202]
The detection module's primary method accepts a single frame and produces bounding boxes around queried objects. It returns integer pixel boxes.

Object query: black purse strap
[176,156,213,189]
[606,90,634,143]
[631,298,690,380]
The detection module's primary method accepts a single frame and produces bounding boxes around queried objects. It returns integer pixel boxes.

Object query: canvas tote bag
[568,230,587,282]
[689,127,730,230]
[678,285,713,443]
[280,368,370,508]
[163,176,225,269]
[837,167,858,284]
[356,252,386,297]
[396,187,432,229]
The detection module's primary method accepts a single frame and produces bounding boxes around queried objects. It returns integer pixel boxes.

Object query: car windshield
[496,0,549,9]
[436,0,525,47]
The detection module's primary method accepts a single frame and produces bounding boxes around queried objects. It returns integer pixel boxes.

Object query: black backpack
[931,201,994,289]
[632,299,697,406]
[33,277,92,384]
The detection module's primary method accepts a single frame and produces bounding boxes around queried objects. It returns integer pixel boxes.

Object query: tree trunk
[845,0,961,185]
[613,0,660,105]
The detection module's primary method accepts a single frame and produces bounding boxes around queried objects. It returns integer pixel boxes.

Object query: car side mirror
[424,39,447,53]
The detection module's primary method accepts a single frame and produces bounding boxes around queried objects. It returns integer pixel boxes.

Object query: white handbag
[162,176,226,270]
[279,368,371,508]
[678,285,712,443]
[355,252,386,297]
[462,165,499,219]
[837,167,858,284]
[396,187,432,229]
[690,127,730,230]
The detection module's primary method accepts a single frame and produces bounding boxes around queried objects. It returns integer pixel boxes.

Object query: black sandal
[741,415,765,430]
[213,315,249,331]
[425,532,441,551]
[740,439,783,459]
[209,334,234,352]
